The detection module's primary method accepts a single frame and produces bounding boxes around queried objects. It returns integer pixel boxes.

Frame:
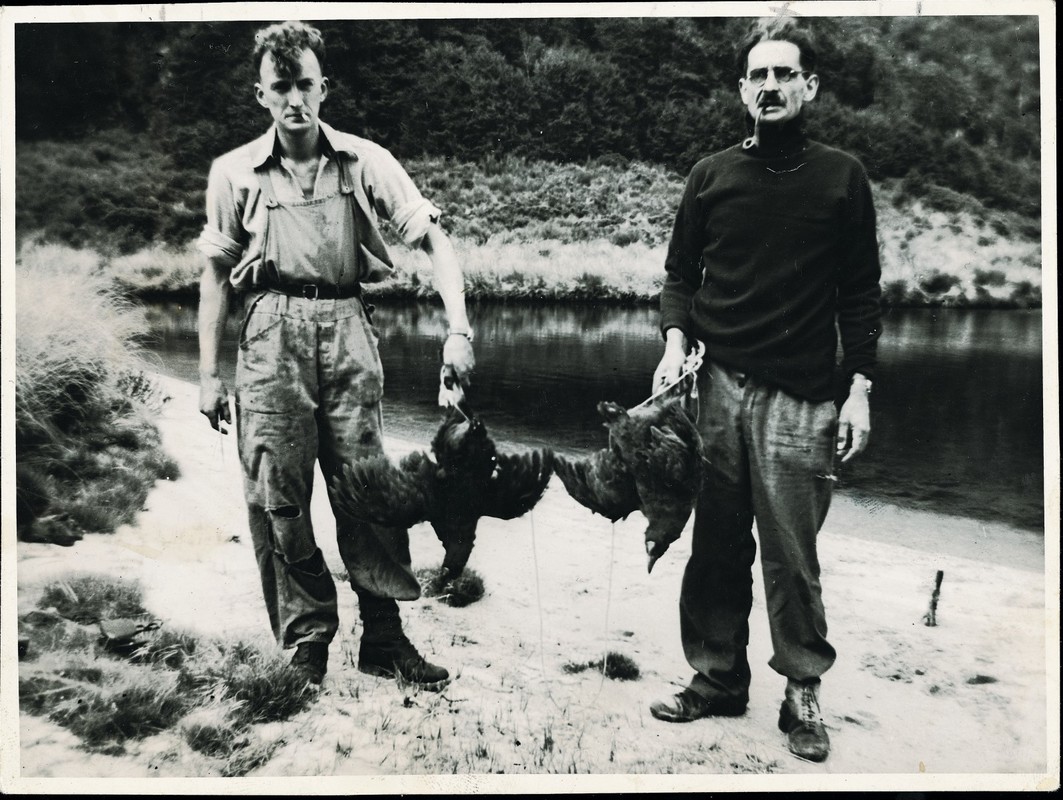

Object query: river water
[142,300,1045,533]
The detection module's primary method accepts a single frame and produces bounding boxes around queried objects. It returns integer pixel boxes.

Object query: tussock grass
[36,572,148,623]
[182,640,317,726]
[48,670,191,753]
[561,651,641,681]
[18,610,99,658]
[15,244,179,540]
[108,242,203,297]
[378,238,664,304]
[16,240,148,441]
[179,704,253,757]
[135,628,200,670]
[20,573,317,768]
[416,566,487,607]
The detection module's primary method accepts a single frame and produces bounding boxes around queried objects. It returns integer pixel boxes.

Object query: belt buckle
[301,284,319,300]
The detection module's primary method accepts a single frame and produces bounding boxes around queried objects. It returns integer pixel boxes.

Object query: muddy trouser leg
[236,293,338,649]
[682,363,757,705]
[746,379,838,682]
[314,297,408,646]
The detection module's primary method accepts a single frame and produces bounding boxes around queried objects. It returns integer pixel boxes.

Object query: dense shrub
[14,17,1041,214]
[16,132,204,255]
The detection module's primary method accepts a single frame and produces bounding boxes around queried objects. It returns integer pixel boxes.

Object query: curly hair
[734,18,817,78]
[252,20,327,77]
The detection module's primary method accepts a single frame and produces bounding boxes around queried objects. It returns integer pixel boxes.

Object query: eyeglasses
[745,66,809,86]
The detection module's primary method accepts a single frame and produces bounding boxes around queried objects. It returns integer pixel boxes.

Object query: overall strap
[254,164,280,208]
[336,151,355,196]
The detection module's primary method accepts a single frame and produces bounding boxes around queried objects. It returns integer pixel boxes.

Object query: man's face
[255,48,328,136]
[738,40,818,125]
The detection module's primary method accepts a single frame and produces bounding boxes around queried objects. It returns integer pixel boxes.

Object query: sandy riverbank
[5,374,1057,793]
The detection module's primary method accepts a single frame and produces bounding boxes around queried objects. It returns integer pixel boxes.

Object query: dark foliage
[13,15,1041,248]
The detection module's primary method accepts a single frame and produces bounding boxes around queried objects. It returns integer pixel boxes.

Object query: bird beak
[646,541,661,573]
[438,364,467,412]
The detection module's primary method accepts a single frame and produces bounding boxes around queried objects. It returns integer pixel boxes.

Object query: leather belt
[267,282,362,300]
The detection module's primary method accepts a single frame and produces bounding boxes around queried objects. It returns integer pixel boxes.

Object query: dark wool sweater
[659,122,882,401]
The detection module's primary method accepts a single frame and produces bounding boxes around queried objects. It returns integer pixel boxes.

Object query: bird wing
[330,452,436,530]
[480,448,555,520]
[554,446,640,521]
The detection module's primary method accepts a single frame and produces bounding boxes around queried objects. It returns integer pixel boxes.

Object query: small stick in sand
[922,570,944,627]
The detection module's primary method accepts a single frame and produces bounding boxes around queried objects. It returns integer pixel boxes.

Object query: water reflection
[142,300,1045,532]
[850,307,1043,530]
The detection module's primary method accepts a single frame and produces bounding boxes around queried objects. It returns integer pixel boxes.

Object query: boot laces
[797,684,821,726]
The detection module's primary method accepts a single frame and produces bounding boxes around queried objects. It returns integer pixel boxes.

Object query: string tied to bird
[634,339,706,420]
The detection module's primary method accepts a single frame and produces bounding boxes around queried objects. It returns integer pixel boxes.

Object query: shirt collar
[249,120,356,169]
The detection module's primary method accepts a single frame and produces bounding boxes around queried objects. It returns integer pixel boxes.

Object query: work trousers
[235,292,405,649]
[683,360,838,703]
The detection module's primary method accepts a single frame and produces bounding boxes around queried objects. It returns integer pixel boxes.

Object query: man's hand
[197,254,232,433]
[442,333,475,386]
[836,375,872,462]
[652,327,689,393]
[200,374,232,434]
[652,348,687,393]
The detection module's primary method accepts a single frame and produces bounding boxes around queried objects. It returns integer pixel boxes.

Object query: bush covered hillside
[16,145,1042,308]
[13,15,1043,306]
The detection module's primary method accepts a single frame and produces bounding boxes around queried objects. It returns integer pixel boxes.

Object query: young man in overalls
[196,21,475,690]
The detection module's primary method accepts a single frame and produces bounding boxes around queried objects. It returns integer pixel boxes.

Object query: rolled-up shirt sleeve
[197,159,246,267]
[362,148,442,247]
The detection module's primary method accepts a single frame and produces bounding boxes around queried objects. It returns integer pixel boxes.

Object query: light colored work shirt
[197,120,441,291]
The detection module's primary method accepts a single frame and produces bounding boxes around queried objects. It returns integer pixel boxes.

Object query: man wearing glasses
[650,22,882,762]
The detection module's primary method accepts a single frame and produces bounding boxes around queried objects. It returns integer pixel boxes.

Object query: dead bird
[331,407,554,590]
[555,395,705,573]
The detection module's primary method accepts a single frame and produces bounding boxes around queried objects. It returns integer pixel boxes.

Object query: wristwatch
[447,327,475,343]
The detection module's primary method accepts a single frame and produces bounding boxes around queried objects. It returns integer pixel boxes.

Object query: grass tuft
[178,639,316,726]
[48,669,191,753]
[20,573,316,771]
[416,566,487,607]
[180,704,252,758]
[561,651,641,681]
[37,573,148,623]
[16,244,180,540]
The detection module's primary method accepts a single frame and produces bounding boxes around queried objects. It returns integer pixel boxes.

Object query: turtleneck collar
[740,113,808,158]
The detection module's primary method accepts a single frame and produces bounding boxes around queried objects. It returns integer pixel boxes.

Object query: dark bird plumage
[555,396,705,573]
[331,407,554,590]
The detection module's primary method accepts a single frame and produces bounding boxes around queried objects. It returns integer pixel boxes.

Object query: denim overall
[235,154,412,650]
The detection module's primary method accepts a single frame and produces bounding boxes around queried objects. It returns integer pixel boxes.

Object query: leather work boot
[290,641,329,686]
[358,635,450,692]
[649,687,747,722]
[778,678,830,761]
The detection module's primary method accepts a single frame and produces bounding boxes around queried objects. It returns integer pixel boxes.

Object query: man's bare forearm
[421,225,470,333]
[198,256,232,379]
[422,225,475,382]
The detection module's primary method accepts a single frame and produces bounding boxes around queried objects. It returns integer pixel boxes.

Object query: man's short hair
[734,18,817,78]
[253,20,327,77]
